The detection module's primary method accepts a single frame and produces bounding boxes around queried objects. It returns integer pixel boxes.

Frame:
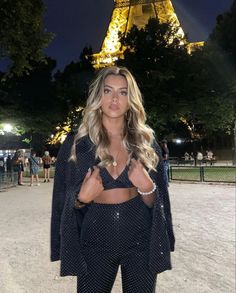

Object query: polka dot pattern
[50,133,175,280]
[77,196,156,292]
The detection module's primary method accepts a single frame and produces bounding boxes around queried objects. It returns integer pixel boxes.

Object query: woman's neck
[102,117,124,137]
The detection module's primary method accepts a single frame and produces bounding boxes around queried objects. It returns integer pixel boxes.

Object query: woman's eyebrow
[104,85,128,90]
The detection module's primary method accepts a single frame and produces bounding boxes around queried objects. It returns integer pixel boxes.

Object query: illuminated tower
[93,0,187,68]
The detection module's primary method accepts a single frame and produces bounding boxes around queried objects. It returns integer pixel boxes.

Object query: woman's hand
[128,158,156,208]
[78,166,104,203]
[128,159,154,192]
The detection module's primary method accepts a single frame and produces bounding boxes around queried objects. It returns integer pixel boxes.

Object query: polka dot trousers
[77,196,157,293]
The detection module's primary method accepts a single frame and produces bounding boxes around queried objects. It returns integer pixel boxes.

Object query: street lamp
[3,123,13,133]
[175,139,182,144]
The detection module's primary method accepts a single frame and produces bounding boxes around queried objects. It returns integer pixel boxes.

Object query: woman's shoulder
[60,131,77,148]
[58,132,93,159]
[75,134,95,154]
[62,131,90,144]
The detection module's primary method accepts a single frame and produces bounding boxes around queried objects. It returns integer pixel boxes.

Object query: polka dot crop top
[99,164,134,190]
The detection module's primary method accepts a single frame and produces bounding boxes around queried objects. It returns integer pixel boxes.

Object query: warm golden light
[93,0,188,67]
[49,107,84,144]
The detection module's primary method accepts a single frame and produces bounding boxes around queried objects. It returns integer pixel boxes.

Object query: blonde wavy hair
[70,66,158,171]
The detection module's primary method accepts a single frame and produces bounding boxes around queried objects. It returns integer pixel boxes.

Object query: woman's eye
[120,91,127,96]
[104,88,110,94]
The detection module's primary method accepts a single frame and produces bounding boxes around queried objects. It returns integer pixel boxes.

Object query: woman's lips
[109,104,119,110]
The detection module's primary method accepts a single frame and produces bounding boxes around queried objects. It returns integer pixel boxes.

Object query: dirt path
[0,181,235,293]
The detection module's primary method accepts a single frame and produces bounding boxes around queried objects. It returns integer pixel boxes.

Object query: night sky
[11,1,236,71]
[43,0,233,70]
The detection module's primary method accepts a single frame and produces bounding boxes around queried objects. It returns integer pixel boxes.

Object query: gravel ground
[0,181,235,293]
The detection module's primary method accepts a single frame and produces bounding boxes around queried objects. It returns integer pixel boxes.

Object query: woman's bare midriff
[94,187,138,204]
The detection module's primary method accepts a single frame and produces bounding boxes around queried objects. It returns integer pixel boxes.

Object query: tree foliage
[117,18,189,136]
[117,17,235,142]
[53,46,95,130]
[37,46,96,145]
[209,1,236,65]
[0,57,65,135]
[0,0,53,76]
[206,1,236,163]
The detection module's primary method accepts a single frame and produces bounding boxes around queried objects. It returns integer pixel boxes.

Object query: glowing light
[172,138,183,144]
[93,0,190,68]
[3,123,13,133]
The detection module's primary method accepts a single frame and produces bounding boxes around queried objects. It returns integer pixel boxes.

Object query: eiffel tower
[93,0,203,68]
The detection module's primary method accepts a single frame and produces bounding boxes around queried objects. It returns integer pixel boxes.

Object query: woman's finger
[96,173,102,183]
[91,166,100,176]
[137,158,143,167]
[84,168,92,179]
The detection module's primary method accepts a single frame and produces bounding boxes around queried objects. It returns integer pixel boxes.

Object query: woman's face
[100,74,129,119]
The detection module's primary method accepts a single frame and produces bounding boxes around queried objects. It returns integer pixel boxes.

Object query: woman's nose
[112,92,118,102]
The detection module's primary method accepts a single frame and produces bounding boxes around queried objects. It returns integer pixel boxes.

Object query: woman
[51,66,175,293]
[12,150,25,185]
[42,151,52,182]
[28,150,40,186]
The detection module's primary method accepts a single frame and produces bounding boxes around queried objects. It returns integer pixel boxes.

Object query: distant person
[184,152,190,161]
[197,151,203,164]
[28,150,41,186]
[160,139,170,185]
[206,150,215,166]
[42,151,52,182]
[0,157,5,173]
[6,155,13,173]
[207,150,214,160]
[12,150,25,185]
[51,156,56,165]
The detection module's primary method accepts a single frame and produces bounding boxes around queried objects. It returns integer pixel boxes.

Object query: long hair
[70,66,158,170]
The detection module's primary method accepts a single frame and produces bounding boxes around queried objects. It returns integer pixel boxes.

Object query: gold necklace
[107,131,123,167]
[110,142,123,167]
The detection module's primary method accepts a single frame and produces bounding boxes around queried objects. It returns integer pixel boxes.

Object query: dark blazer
[50,132,175,276]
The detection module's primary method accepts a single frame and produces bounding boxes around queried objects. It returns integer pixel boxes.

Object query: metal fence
[0,172,18,190]
[1,166,234,190]
[170,166,236,183]
[23,166,55,178]
[0,167,56,190]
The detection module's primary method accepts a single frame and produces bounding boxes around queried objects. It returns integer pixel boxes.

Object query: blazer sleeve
[150,139,175,252]
[50,133,74,261]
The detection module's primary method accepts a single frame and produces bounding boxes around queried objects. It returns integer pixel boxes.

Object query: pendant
[112,161,117,167]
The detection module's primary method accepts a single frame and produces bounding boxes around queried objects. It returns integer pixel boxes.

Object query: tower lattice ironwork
[93,0,203,68]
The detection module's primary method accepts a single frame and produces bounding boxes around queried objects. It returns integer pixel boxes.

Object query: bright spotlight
[3,123,13,133]
[175,139,182,144]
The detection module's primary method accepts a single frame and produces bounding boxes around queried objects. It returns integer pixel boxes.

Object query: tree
[79,46,94,71]
[209,1,236,65]
[0,57,65,134]
[206,1,236,164]
[0,45,95,148]
[117,18,190,136]
[0,0,53,76]
[51,46,95,141]
[117,17,235,160]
